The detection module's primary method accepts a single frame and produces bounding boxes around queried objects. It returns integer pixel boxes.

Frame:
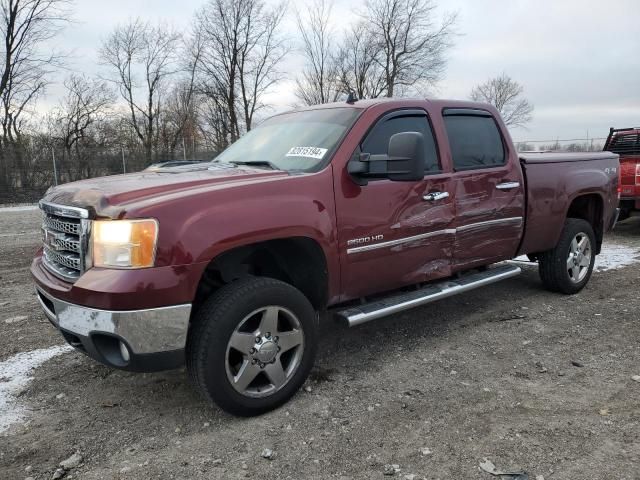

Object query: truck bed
[517,151,619,256]
[520,151,618,164]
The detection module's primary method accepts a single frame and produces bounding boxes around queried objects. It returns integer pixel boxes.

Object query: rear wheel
[187,277,317,416]
[538,218,596,294]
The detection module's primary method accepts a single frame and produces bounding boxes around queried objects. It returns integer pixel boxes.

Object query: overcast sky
[47,0,639,143]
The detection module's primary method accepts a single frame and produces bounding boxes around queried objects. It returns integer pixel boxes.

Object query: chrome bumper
[36,287,191,355]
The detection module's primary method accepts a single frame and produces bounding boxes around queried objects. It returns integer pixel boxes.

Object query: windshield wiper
[229,160,280,170]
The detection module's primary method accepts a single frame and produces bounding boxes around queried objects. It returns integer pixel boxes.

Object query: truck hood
[43,163,289,218]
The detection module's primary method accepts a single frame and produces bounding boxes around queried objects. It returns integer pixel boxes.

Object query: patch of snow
[511,243,640,272]
[4,315,28,324]
[595,243,640,271]
[0,345,72,434]
[0,204,38,213]
[0,232,34,237]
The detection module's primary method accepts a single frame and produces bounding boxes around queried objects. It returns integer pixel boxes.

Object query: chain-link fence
[0,146,218,204]
[1,136,612,205]
[514,137,606,153]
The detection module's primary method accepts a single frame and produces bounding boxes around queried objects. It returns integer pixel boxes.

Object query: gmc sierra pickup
[32,98,620,416]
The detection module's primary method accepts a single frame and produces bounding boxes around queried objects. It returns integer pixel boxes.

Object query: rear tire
[618,209,631,222]
[187,277,317,416]
[538,218,596,294]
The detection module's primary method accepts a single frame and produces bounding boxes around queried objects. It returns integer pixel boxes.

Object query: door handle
[423,191,450,201]
[496,181,521,190]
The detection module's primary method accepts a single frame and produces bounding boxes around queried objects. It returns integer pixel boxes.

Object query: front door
[334,109,455,301]
[441,109,525,270]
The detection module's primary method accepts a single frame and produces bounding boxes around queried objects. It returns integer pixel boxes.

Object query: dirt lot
[1,207,639,480]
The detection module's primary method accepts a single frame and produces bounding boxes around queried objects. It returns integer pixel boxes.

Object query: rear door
[442,108,525,270]
[335,109,455,300]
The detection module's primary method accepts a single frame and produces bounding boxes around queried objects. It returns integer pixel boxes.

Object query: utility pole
[182,137,187,161]
[51,148,58,186]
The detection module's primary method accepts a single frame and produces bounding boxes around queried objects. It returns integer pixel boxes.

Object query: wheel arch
[566,193,604,253]
[192,236,329,313]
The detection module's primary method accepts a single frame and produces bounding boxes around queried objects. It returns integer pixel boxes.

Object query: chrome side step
[335,264,521,327]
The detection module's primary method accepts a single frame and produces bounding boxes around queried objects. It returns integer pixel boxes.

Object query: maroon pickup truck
[32,98,619,415]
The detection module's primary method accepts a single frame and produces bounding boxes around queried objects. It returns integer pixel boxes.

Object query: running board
[335,264,522,327]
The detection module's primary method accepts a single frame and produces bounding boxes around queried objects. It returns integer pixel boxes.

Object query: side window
[443,114,506,170]
[361,114,440,173]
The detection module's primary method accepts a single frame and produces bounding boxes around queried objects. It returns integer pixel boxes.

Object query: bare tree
[193,0,287,145]
[360,0,456,97]
[199,87,234,153]
[470,74,534,128]
[336,22,386,100]
[154,36,201,158]
[294,0,340,106]
[0,0,71,186]
[100,18,182,163]
[157,80,201,158]
[49,74,114,178]
[54,75,114,152]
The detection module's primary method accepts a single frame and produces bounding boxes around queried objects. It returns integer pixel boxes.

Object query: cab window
[443,113,505,170]
[361,113,440,173]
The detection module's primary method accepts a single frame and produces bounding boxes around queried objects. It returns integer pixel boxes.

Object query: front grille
[40,202,90,282]
[43,215,81,235]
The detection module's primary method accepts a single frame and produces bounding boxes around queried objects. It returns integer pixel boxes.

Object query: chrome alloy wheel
[225,306,304,398]
[566,232,592,283]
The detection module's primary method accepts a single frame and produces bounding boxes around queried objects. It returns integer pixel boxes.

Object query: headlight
[92,219,158,268]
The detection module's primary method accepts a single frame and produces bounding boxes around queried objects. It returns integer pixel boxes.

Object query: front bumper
[36,287,191,372]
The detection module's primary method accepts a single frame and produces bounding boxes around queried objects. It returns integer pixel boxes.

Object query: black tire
[618,209,631,222]
[538,218,596,294]
[187,277,317,416]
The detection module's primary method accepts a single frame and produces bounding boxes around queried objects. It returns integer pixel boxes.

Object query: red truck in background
[604,127,640,220]
[32,98,619,416]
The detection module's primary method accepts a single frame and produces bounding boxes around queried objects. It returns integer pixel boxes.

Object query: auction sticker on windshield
[286,147,328,159]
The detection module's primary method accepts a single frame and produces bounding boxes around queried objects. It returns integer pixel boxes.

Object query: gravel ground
[1,208,639,480]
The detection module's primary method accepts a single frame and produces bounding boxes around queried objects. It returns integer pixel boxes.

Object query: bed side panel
[518,159,616,255]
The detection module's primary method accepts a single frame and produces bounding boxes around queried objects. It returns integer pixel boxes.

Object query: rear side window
[361,114,440,172]
[443,114,506,170]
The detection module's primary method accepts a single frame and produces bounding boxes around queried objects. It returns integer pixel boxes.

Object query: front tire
[187,277,317,416]
[538,218,596,294]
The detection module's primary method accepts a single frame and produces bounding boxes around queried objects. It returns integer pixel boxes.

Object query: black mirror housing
[387,132,426,181]
[348,132,426,185]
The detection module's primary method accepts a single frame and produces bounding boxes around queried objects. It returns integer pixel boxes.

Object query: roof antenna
[345,91,357,104]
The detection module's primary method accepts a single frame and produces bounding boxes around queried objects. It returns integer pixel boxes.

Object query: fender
[130,167,341,303]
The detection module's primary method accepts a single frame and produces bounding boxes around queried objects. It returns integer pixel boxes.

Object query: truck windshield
[213,108,361,172]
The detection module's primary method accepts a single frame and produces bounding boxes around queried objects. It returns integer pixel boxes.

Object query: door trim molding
[346,217,523,254]
[456,216,522,232]
[347,229,456,254]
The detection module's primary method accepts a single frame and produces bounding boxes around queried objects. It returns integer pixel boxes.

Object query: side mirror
[387,132,426,182]
[348,132,426,185]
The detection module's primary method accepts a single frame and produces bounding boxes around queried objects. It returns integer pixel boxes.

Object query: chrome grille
[40,201,90,282]
[42,215,81,235]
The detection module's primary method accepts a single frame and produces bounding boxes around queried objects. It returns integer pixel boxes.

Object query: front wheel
[538,218,596,294]
[187,277,317,416]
